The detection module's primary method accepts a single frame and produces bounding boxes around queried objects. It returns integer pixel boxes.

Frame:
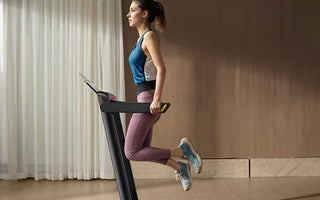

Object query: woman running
[125,0,202,191]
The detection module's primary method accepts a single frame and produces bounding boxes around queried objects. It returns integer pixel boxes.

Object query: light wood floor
[1,177,320,200]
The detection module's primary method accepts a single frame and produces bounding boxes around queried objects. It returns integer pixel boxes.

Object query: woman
[125,0,202,191]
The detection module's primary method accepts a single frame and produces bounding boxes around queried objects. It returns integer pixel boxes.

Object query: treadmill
[79,73,170,200]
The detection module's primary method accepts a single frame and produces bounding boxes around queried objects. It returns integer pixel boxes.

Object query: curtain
[0,0,125,180]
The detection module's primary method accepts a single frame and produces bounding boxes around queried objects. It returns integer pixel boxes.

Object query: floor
[1,177,320,200]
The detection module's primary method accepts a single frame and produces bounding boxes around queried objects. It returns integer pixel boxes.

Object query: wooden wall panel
[122,0,320,158]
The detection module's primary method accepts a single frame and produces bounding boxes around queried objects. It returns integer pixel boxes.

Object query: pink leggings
[124,90,171,165]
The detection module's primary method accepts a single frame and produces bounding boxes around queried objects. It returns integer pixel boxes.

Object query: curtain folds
[0,0,125,180]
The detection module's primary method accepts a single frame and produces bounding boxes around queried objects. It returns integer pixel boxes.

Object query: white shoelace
[175,172,183,181]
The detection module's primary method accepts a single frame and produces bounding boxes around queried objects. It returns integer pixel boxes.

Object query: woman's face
[127,1,145,28]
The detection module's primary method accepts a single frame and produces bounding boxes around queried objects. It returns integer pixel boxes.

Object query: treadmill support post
[98,92,138,200]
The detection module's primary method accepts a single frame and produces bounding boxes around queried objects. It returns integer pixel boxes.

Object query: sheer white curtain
[0,0,125,180]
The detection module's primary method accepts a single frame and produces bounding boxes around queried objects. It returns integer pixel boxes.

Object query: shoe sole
[181,138,203,174]
[184,162,193,191]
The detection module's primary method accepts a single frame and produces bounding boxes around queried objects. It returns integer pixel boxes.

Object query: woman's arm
[142,31,166,114]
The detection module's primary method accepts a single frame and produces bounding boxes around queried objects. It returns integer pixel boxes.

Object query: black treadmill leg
[99,94,138,200]
[113,113,138,200]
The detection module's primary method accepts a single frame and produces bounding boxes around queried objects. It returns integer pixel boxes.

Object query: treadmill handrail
[100,101,170,113]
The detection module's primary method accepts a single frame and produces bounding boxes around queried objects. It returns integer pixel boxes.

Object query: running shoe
[175,161,192,191]
[178,138,203,174]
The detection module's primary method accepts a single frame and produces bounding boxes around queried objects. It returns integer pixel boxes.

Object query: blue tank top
[129,29,157,86]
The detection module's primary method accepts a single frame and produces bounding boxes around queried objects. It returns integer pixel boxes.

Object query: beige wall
[122,0,320,158]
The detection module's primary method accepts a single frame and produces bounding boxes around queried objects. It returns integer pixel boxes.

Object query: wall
[122,0,320,158]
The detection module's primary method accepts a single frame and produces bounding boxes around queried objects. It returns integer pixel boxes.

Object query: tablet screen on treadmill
[79,73,99,93]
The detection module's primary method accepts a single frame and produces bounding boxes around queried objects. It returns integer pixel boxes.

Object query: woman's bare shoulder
[144,30,159,43]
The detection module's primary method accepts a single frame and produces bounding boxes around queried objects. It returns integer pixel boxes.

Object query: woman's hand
[150,99,161,115]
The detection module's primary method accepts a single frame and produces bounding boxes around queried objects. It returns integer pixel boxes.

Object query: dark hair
[133,0,166,32]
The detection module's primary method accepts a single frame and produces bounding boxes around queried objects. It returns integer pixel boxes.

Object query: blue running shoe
[178,138,203,174]
[175,161,192,191]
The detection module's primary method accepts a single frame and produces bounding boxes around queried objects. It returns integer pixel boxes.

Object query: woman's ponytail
[154,1,166,32]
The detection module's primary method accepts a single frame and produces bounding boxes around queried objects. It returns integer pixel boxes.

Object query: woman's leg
[166,158,181,170]
[125,90,172,164]
[170,148,183,158]
[124,112,171,164]
[140,115,172,165]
